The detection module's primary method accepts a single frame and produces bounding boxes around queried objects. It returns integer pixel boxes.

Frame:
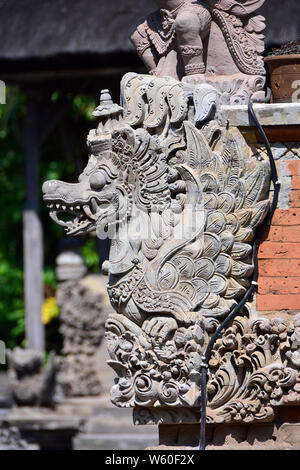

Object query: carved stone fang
[47,202,94,235]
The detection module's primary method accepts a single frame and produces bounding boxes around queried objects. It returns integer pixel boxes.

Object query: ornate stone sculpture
[42,79,300,425]
[130,0,266,103]
[7,348,58,408]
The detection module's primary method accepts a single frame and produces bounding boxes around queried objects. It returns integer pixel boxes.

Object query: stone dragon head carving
[43,74,298,422]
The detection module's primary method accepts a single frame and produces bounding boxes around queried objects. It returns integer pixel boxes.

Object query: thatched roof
[262,0,300,49]
[0,0,298,77]
[0,0,152,60]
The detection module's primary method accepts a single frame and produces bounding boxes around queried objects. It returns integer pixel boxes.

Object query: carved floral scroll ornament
[43,76,299,424]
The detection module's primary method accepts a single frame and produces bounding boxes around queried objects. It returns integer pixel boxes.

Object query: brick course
[258,277,300,295]
[289,190,300,208]
[292,177,300,190]
[259,259,300,277]
[257,294,300,311]
[257,158,300,312]
[264,226,300,243]
[287,161,300,176]
[271,209,300,226]
[258,242,300,259]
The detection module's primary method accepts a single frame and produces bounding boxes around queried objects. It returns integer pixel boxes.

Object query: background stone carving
[7,348,58,408]
[57,275,109,397]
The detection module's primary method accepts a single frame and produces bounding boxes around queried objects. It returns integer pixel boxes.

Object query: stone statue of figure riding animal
[130,0,267,103]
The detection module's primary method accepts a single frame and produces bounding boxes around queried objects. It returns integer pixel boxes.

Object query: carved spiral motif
[135,374,157,406]
[158,381,180,406]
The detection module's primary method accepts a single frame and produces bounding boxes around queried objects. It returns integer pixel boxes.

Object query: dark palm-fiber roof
[0,0,298,78]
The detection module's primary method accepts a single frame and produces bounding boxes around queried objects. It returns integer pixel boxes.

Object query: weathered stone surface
[279,423,300,449]
[153,419,300,450]
[221,103,300,127]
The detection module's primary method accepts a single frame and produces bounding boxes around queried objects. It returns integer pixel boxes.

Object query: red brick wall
[257,160,300,312]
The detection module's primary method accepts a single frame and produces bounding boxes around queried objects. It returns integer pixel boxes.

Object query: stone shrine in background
[55,242,110,397]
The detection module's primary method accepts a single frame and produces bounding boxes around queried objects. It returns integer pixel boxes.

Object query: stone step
[56,396,113,418]
[86,419,156,435]
[73,433,158,451]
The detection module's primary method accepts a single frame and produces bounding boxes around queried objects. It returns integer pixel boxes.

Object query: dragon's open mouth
[45,198,111,236]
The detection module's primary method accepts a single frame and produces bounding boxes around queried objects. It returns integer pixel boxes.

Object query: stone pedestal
[73,401,158,451]
[5,408,83,450]
[154,407,300,450]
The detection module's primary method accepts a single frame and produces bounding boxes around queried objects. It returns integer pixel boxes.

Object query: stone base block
[5,407,83,450]
[152,408,300,450]
[74,433,158,451]
[74,401,158,450]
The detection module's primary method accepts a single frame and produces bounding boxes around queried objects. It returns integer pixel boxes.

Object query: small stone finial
[87,89,128,157]
[93,90,124,136]
[98,89,113,105]
[93,90,119,116]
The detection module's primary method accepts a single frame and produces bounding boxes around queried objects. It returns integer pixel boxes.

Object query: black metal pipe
[199,99,280,451]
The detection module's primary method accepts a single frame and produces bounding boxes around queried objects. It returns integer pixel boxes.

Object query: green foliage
[72,95,97,122]
[0,256,25,348]
[0,87,99,349]
[81,237,99,273]
[43,268,58,292]
[0,88,26,347]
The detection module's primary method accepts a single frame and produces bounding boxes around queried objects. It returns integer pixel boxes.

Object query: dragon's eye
[90,172,106,190]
